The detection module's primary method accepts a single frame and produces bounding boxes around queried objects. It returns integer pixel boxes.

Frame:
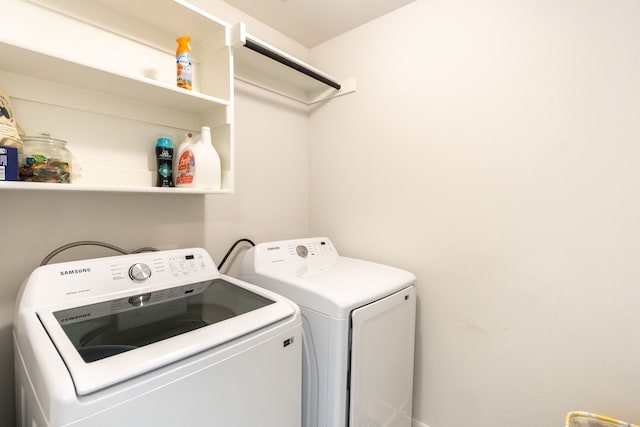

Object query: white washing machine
[14,247,302,427]
[238,237,417,427]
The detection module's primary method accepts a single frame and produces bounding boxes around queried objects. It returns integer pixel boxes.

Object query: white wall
[309,0,640,426]
[204,80,311,270]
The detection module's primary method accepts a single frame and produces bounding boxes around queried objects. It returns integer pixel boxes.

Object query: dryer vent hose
[217,238,255,271]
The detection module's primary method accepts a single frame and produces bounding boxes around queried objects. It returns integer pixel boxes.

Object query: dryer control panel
[247,237,338,277]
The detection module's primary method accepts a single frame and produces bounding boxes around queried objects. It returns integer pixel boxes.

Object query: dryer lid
[239,238,416,318]
[276,257,415,317]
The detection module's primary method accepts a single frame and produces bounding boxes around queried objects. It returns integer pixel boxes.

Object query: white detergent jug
[198,126,221,190]
[174,127,221,189]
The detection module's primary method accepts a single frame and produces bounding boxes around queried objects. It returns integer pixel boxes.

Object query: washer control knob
[296,245,308,258]
[128,263,152,282]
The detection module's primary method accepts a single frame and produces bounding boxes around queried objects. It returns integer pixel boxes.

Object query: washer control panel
[25,248,217,307]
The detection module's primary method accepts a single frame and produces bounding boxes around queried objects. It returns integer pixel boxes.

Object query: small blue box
[0,146,19,181]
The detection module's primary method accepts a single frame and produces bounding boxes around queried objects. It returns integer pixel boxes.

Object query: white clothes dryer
[238,237,417,427]
[14,247,302,427]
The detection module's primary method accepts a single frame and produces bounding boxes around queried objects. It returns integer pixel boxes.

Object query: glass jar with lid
[19,134,72,183]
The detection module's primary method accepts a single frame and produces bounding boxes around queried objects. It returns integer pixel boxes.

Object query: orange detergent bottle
[176,36,192,90]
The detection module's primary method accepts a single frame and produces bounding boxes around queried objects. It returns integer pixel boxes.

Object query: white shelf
[26,0,229,60]
[1,0,235,194]
[0,41,230,117]
[0,181,231,194]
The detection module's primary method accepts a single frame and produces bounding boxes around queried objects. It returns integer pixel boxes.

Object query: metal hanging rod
[231,23,343,92]
[243,37,341,90]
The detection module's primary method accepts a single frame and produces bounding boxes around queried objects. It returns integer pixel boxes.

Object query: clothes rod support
[243,39,341,91]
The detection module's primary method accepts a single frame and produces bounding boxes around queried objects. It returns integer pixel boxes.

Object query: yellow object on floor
[566,411,639,427]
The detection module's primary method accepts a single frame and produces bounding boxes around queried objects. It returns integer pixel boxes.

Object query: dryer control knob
[129,263,152,282]
[296,245,308,257]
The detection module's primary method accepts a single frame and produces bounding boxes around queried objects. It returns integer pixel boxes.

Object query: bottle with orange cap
[176,36,192,90]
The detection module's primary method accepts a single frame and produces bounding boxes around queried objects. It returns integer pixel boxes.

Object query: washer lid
[38,276,296,395]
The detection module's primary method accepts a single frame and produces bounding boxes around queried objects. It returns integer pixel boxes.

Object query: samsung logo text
[60,268,92,276]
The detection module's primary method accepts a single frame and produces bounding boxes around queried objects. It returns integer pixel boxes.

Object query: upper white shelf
[26,0,229,59]
[230,22,356,105]
[19,0,233,103]
[0,41,229,116]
